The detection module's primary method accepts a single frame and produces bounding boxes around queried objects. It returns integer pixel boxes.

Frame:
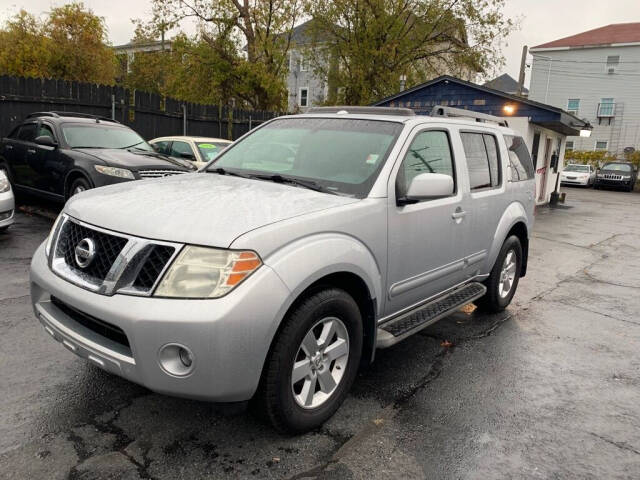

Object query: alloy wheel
[291,316,349,409]
[498,249,517,298]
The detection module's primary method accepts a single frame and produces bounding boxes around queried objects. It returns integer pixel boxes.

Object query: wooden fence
[0,75,282,140]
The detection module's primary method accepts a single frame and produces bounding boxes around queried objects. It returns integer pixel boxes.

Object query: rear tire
[257,288,363,433]
[476,236,523,313]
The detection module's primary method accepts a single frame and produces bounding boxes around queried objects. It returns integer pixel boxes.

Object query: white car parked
[0,169,15,231]
[149,136,232,169]
[560,164,596,187]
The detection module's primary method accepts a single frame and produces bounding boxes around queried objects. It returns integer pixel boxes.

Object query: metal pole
[182,104,187,135]
[249,115,252,130]
[111,94,115,120]
[517,45,527,97]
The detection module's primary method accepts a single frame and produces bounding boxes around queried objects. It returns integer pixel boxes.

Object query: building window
[299,87,309,107]
[606,56,620,73]
[567,99,580,115]
[299,56,309,72]
[595,141,608,152]
[565,140,574,151]
[598,98,615,117]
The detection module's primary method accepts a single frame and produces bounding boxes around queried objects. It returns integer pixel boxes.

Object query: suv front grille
[600,173,623,180]
[51,296,130,349]
[133,245,175,290]
[56,220,127,281]
[50,215,180,296]
[138,169,187,178]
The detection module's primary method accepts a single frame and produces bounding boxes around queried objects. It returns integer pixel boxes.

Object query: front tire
[257,288,363,433]
[67,177,91,200]
[476,236,523,313]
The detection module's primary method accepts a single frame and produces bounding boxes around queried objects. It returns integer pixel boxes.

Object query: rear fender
[483,202,529,275]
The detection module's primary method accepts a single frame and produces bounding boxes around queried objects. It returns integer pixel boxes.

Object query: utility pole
[517,45,528,97]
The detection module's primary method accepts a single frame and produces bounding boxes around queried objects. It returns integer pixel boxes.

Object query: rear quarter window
[504,135,534,181]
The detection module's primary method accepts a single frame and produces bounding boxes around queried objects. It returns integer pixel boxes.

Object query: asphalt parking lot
[1,186,640,479]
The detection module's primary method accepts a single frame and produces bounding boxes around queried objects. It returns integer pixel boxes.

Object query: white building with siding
[529,23,640,156]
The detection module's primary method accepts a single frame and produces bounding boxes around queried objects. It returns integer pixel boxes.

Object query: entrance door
[538,137,552,202]
[385,128,468,316]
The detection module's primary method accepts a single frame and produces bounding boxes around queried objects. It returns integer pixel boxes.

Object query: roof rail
[26,112,60,119]
[306,106,415,117]
[430,106,509,127]
[26,111,120,123]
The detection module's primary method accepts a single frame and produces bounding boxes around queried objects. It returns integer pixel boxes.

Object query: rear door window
[504,135,534,181]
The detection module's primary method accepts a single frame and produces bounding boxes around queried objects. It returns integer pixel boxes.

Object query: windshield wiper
[251,174,338,195]
[121,141,145,149]
[211,167,252,179]
[71,146,104,149]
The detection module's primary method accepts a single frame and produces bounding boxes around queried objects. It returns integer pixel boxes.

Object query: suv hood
[76,148,197,171]
[64,173,359,247]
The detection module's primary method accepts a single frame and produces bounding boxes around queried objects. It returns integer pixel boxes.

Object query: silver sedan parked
[0,169,15,231]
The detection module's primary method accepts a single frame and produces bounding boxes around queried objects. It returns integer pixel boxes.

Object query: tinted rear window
[504,135,534,181]
[460,132,501,189]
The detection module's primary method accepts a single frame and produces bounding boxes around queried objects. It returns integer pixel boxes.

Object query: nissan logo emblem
[74,238,96,269]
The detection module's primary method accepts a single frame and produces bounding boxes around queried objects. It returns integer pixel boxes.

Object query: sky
[2,0,640,87]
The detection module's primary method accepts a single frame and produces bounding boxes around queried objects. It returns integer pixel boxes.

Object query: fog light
[158,343,195,377]
[179,347,193,367]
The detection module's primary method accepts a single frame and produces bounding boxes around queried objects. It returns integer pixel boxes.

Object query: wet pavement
[1,187,639,479]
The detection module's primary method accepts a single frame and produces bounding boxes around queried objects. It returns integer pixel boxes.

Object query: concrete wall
[529,45,640,155]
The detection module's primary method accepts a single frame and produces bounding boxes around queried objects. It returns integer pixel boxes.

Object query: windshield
[196,142,231,162]
[62,123,153,150]
[209,117,403,197]
[602,163,632,172]
[564,165,590,172]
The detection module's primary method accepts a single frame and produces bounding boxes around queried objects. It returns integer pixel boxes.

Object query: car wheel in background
[476,235,523,313]
[68,177,91,199]
[257,287,363,433]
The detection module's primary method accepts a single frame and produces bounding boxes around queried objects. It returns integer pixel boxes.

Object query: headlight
[94,165,135,179]
[45,214,65,258]
[0,170,10,193]
[155,246,262,298]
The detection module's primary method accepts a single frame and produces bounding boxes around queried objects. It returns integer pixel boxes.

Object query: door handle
[27,148,36,154]
[451,210,467,219]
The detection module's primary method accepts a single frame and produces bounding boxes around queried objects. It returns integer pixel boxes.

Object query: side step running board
[376,282,486,349]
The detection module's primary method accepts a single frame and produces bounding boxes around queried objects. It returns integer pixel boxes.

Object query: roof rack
[306,106,415,117]
[26,111,120,123]
[430,106,509,127]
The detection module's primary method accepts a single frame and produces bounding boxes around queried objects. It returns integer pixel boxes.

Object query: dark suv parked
[594,161,638,192]
[0,112,196,202]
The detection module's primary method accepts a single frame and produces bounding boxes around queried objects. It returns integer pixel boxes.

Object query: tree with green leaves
[145,0,305,109]
[0,3,117,84]
[306,0,516,105]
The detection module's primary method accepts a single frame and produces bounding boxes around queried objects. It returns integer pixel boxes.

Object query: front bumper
[594,178,633,189]
[30,243,292,402]
[0,189,15,228]
[560,176,589,186]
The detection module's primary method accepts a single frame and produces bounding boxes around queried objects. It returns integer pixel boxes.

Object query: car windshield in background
[197,142,230,162]
[62,124,153,150]
[602,163,632,172]
[564,165,590,172]
[209,118,403,197]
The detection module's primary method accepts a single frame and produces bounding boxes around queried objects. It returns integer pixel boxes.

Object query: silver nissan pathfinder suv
[30,106,535,432]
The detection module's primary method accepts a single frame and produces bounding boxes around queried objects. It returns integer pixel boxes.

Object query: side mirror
[398,173,454,206]
[35,135,57,148]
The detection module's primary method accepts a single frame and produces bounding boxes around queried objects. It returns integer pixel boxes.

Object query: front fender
[263,233,382,315]
[483,201,529,274]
